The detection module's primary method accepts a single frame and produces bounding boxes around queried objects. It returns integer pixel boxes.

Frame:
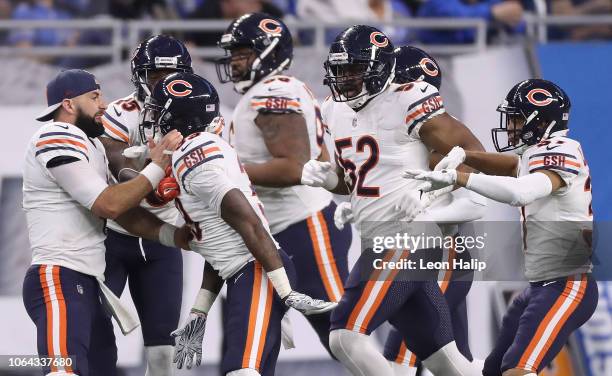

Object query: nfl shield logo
[352,117,357,128]
[76,284,84,295]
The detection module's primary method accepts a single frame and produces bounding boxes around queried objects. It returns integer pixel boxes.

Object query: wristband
[267,267,292,299]
[140,163,165,188]
[192,288,218,314]
[158,223,177,247]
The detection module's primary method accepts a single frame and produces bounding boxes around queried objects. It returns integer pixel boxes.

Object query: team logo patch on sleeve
[174,140,224,185]
[250,96,302,114]
[405,93,445,134]
[528,152,581,175]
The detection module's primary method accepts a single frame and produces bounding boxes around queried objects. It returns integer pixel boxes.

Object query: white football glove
[301,160,339,190]
[433,146,466,171]
[403,169,457,192]
[171,311,207,370]
[284,291,337,316]
[334,202,353,230]
[392,189,424,222]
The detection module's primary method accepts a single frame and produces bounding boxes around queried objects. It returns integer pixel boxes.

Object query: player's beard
[75,109,104,138]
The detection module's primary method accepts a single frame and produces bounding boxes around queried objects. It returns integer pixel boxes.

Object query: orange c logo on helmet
[370,31,389,48]
[258,19,282,35]
[526,88,554,106]
[419,58,439,77]
[166,80,192,97]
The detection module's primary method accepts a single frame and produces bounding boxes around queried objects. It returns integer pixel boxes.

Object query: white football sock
[329,329,394,376]
[422,341,481,376]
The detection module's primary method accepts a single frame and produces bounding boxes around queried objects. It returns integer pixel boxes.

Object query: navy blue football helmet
[493,79,571,152]
[324,25,396,109]
[141,72,221,141]
[131,35,193,101]
[215,13,293,93]
[394,46,442,90]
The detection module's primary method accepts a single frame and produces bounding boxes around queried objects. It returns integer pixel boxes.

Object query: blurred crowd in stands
[0,0,610,66]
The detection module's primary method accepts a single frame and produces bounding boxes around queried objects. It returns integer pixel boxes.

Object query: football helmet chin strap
[234,38,291,94]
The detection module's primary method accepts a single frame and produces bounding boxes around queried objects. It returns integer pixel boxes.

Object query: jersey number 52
[334,136,380,197]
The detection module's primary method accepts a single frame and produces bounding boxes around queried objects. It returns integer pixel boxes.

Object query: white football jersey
[101,92,179,235]
[519,130,593,281]
[229,74,332,234]
[23,122,109,277]
[322,81,446,229]
[171,131,277,280]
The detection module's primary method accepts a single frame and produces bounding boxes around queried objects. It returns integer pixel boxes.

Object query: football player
[215,13,352,354]
[381,45,485,376]
[405,79,597,376]
[97,35,191,376]
[22,69,189,376]
[301,26,485,375]
[143,72,335,376]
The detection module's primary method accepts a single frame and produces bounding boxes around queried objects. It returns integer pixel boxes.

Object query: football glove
[403,169,457,192]
[301,160,338,190]
[392,189,424,222]
[171,310,207,370]
[334,202,353,230]
[283,291,337,316]
[433,146,466,171]
[155,175,179,203]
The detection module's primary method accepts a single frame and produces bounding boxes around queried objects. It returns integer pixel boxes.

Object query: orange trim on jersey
[306,212,344,302]
[202,146,221,156]
[439,241,456,293]
[517,275,587,371]
[529,159,581,168]
[405,108,426,124]
[242,263,262,368]
[255,277,274,370]
[176,163,187,177]
[36,138,87,152]
[52,266,73,373]
[346,250,408,333]
[528,159,545,167]
[101,118,129,142]
[39,265,57,373]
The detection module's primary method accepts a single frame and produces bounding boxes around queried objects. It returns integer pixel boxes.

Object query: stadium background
[0,0,611,375]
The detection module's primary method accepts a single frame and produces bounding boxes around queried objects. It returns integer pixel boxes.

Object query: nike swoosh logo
[234,272,245,284]
[546,145,561,151]
[180,140,194,152]
[113,107,122,117]
[55,124,68,129]
[420,87,427,93]
[542,281,556,287]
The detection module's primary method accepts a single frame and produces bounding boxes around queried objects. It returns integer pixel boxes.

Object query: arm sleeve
[465,171,552,207]
[48,160,109,210]
[184,165,238,216]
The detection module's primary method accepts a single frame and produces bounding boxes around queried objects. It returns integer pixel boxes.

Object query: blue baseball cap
[36,69,101,122]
